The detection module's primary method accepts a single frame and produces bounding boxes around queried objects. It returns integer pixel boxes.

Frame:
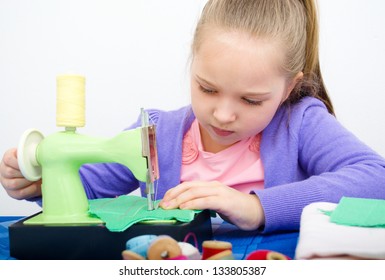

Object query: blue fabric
[0,217,21,260]
[212,221,298,259]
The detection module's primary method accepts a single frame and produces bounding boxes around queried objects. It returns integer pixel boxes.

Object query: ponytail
[299,0,335,115]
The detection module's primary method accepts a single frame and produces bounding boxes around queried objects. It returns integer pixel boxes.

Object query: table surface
[0,216,298,260]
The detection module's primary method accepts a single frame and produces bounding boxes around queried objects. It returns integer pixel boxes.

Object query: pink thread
[183,232,198,248]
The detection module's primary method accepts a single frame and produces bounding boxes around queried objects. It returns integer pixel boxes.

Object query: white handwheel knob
[17,129,44,181]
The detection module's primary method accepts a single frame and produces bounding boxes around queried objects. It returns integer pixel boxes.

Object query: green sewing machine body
[23,127,147,225]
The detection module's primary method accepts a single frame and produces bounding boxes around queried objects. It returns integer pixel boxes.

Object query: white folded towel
[295,202,385,259]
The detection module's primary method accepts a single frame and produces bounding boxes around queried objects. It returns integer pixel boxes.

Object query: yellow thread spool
[56,74,86,128]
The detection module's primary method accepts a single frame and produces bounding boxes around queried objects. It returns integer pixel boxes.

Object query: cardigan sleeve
[254,98,385,233]
[80,116,143,199]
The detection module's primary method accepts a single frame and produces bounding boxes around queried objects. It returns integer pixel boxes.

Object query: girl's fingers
[160,181,229,210]
[0,147,25,184]
[0,163,24,181]
[4,180,42,200]
[2,148,19,169]
[163,181,206,199]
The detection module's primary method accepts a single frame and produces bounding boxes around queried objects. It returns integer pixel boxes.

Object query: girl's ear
[283,71,303,102]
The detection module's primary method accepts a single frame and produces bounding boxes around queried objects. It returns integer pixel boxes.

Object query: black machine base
[9,210,212,260]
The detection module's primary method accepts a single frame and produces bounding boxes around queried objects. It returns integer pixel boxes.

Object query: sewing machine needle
[146,171,155,210]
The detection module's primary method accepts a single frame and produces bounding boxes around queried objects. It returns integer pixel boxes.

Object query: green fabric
[88,195,200,232]
[323,197,385,228]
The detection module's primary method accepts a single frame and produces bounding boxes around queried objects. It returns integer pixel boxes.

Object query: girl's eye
[199,85,216,94]
[242,98,263,106]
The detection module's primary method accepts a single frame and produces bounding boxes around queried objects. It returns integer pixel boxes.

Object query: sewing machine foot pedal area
[9,210,212,260]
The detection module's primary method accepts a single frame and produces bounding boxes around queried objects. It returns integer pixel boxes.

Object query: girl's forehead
[191,30,288,94]
[193,28,285,77]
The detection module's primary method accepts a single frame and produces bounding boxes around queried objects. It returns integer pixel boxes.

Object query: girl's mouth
[211,125,234,137]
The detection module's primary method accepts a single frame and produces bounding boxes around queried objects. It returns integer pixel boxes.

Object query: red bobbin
[246,250,290,260]
[201,240,233,260]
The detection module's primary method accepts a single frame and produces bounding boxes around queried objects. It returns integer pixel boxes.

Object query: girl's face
[190,28,298,153]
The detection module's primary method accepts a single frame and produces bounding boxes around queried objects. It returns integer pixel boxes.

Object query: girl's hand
[0,148,42,200]
[159,181,265,231]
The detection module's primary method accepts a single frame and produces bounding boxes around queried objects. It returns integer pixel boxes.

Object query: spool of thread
[206,249,234,260]
[56,74,86,128]
[178,242,201,260]
[122,250,146,260]
[123,234,157,260]
[147,236,183,260]
[246,250,290,260]
[201,240,232,260]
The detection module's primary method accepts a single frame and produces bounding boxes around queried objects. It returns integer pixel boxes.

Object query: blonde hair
[192,0,334,115]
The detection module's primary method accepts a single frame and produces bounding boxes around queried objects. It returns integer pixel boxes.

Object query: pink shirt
[180,120,264,193]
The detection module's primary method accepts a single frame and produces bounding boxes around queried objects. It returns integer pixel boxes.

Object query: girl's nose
[213,101,237,124]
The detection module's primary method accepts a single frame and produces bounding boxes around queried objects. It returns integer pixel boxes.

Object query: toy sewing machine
[9,74,212,259]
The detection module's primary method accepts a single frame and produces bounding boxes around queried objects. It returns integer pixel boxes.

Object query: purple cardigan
[80,97,385,233]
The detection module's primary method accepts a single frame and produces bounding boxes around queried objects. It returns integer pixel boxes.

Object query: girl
[1,0,385,233]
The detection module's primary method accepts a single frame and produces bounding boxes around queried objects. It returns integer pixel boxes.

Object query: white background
[1,0,384,216]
